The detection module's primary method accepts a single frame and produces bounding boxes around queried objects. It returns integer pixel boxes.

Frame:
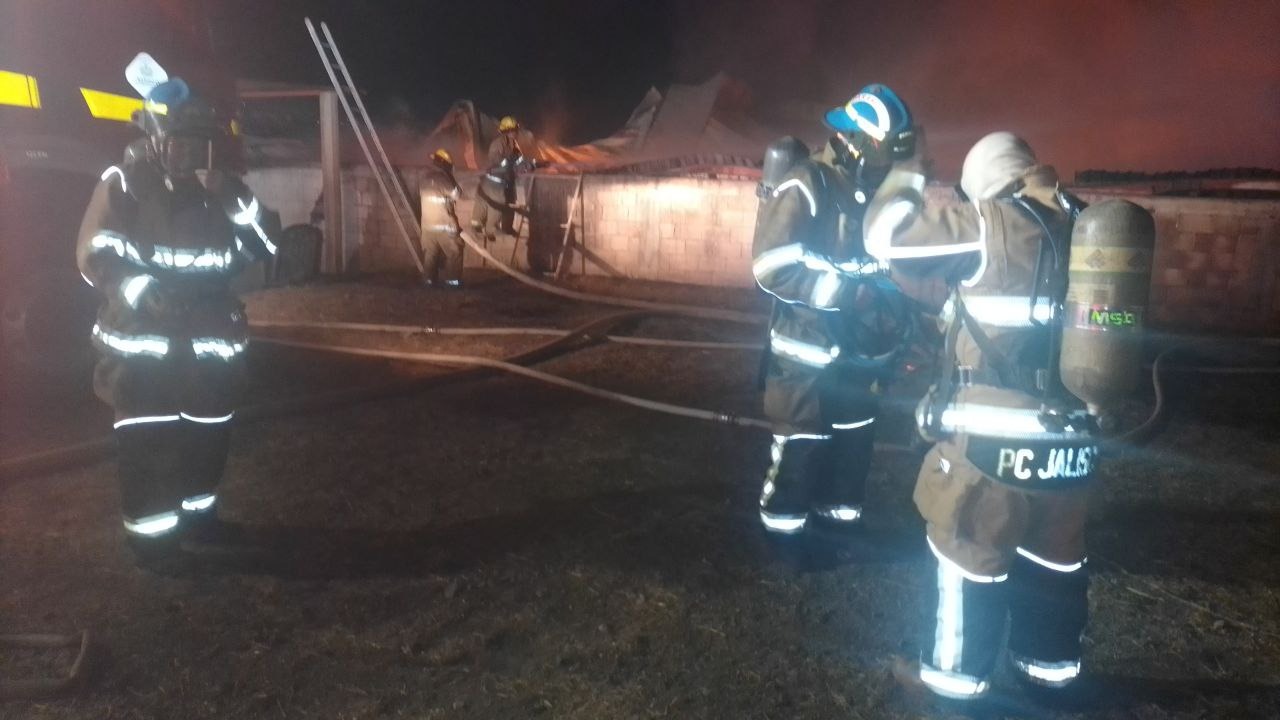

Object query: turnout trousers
[913,436,1091,700]
[758,355,879,535]
[470,175,515,239]
[97,345,242,544]
[421,229,464,285]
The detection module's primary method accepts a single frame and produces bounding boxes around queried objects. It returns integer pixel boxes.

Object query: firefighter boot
[809,422,874,534]
[759,435,823,537]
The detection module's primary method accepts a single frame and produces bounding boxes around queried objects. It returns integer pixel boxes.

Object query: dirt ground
[2,272,1278,719]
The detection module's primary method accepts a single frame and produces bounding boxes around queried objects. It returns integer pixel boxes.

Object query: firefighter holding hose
[863,131,1103,709]
[76,78,279,570]
[751,84,918,539]
[470,115,535,242]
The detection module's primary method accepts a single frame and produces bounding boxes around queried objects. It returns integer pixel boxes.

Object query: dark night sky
[211,0,1279,179]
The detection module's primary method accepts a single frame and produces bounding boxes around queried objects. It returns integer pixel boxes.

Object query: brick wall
[248,166,1280,334]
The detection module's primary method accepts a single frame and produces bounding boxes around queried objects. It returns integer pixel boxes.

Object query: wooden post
[319,90,344,273]
[555,175,583,279]
[509,173,535,267]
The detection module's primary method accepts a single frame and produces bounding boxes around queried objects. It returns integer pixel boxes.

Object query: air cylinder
[1060,199,1155,416]
[757,136,809,199]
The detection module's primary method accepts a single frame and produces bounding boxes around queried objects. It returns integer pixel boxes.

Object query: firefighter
[863,132,1096,708]
[470,115,533,241]
[420,149,464,288]
[752,84,917,538]
[76,78,279,568]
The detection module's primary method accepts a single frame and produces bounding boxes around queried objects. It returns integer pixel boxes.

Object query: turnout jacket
[421,167,462,236]
[863,161,1096,486]
[76,161,278,414]
[751,143,882,371]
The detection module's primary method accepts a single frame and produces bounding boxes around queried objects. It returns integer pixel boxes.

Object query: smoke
[675,0,1280,179]
[534,78,573,147]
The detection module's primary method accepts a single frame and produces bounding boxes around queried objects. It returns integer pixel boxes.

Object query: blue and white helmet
[824,84,915,161]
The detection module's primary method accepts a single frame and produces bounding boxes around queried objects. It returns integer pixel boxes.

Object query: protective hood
[960,131,1037,200]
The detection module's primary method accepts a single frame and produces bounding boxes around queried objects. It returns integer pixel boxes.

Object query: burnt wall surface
[250,166,1280,335]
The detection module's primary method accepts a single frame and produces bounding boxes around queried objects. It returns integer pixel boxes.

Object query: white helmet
[959,131,1036,201]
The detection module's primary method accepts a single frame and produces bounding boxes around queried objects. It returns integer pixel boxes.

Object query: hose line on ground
[252,336,772,429]
[1110,337,1280,447]
[457,230,765,326]
[252,336,921,455]
[0,311,649,483]
[249,319,764,351]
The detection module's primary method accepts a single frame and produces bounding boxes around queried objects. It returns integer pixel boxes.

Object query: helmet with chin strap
[134,78,223,178]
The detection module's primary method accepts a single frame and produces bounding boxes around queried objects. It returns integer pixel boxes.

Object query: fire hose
[0,311,651,482]
[1110,336,1280,447]
[248,319,764,351]
[251,335,771,429]
[456,229,764,325]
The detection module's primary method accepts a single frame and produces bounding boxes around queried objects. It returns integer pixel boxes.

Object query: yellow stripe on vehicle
[80,88,144,122]
[0,70,40,109]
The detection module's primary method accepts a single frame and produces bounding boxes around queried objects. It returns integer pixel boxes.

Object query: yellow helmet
[498,115,519,133]
[431,148,453,167]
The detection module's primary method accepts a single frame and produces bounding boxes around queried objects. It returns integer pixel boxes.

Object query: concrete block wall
[1104,195,1280,334]
[575,176,757,287]
[247,165,1280,334]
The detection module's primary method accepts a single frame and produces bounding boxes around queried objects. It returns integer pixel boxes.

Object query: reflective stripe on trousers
[1010,654,1081,687]
[923,537,1004,700]
[123,511,180,537]
[123,492,218,536]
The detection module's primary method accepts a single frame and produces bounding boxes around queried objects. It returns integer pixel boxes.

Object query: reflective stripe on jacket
[77,162,269,363]
[864,163,1082,423]
[752,144,881,372]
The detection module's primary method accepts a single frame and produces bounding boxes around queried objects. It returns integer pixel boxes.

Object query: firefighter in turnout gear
[470,115,534,241]
[864,132,1096,706]
[420,149,464,287]
[76,79,279,568]
[751,84,917,538]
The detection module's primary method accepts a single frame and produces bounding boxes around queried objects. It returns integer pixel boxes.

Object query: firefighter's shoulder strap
[955,297,1019,386]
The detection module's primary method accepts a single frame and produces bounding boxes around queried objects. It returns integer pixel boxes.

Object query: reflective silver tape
[122,511,180,537]
[813,505,862,522]
[180,493,217,512]
[939,403,1088,441]
[919,664,990,700]
[93,323,169,358]
[120,274,153,308]
[1015,547,1086,573]
[113,414,181,429]
[769,330,839,368]
[1010,654,1081,687]
[149,245,236,272]
[759,510,807,534]
[772,178,817,217]
[180,411,234,424]
[962,295,1054,328]
[90,230,144,264]
[191,337,248,360]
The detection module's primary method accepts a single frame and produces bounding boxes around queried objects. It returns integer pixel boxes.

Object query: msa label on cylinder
[1071,305,1143,331]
